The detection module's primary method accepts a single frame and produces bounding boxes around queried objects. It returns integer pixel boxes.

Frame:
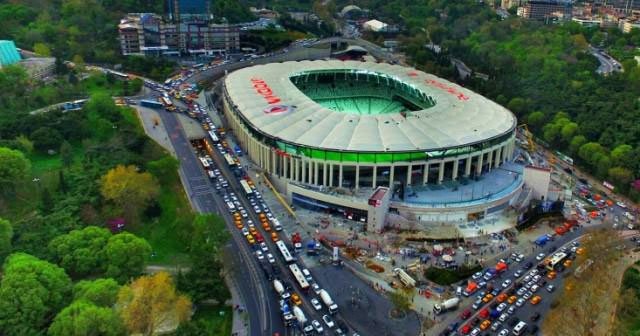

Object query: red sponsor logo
[407,71,418,77]
[425,79,469,101]
[251,78,281,104]
[263,105,293,115]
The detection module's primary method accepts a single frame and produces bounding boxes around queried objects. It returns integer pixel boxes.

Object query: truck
[392,267,417,287]
[280,300,294,326]
[139,99,164,109]
[319,289,338,314]
[495,262,508,273]
[433,297,460,314]
[292,306,307,325]
[292,232,303,251]
[535,234,550,246]
[273,279,290,299]
[306,240,321,255]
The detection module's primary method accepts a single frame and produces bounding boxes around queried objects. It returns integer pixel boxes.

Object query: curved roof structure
[224,60,516,153]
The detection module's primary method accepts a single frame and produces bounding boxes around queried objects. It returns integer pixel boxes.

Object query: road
[588,46,623,75]
[155,108,283,336]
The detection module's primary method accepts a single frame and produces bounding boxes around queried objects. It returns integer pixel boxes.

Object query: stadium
[222,60,522,234]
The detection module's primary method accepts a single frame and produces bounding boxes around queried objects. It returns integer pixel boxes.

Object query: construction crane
[517,124,536,153]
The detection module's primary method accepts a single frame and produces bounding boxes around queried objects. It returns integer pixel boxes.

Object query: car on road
[310,298,322,310]
[260,242,268,252]
[546,284,556,293]
[536,253,546,261]
[311,283,321,295]
[472,299,483,310]
[267,253,275,264]
[516,298,526,307]
[496,303,508,312]
[523,291,533,300]
[312,320,323,333]
[479,320,491,330]
[255,250,264,260]
[514,269,524,278]
[472,272,483,280]
[501,279,512,288]
[498,329,509,336]
[322,315,335,328]
[241,228,249,236]
[499,313,509,322]
[530,312,541,322]
[530,295,542,305]
[491,321,502,332]
[291,293,302,305]
[530,285,539,293]
[547,271,557,280]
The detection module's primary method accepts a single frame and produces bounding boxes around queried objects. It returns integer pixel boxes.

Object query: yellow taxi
[480,320,491,330]
[262,221,271,231]
[563,259,572,267]
[482,294,494,303]
[496,293,508,303]
[249,226,258,236]
[547,271,557,280]
[235,220,243,229]
[530,295,542,305]
[576,247,586,255]
[271,232,279,242]
[291,293,302,305]
[507,295,518,304]
[246,235,255,245]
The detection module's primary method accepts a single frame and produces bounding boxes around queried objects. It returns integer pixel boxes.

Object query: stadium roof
[224,60,516,153]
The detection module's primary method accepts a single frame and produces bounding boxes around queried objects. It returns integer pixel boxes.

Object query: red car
[460,325,471,335]
[460,309,472,320]
[478,308,489,319]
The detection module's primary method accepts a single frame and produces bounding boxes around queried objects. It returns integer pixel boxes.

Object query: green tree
[40,187,54,214]
[569,135,587,154]
[48,300,125,336]
[33,42,52,56]
[14,135,34,154]
[49,226,112,278]
[507,97,527,115]
[105,233,152,283]
[74,278,121,307]
[147,155,179,181]
[578,142,607,165]
[100,165,160,221]
[0,217,13,261]
[610,144,634,168]
[0,253,72,336]
[608,167,634,191]
[31,127,64,152]
[60,140,74,168]
[526,111,545,128]
[0,147,30,194]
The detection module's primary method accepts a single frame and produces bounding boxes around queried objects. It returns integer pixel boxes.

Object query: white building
[363,19,388,32]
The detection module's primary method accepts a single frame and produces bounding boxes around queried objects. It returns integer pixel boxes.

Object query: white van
[272,218,283,231]
[512,321,527,335]
[226,201,236,213]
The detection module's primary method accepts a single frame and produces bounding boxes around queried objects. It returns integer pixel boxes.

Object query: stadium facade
[222,60,521,233]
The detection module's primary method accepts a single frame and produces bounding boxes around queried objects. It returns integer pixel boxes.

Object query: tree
[60,140,74,168]
[104,232,152,283]
[74,278,121,307]
[48,300,125,336]
[49,226,112,278]
[31,127,64,152]
[569,135,587,155]
[14,135,34,154]
[40,187,54,214]
[0,253,72,336]
[506,97,527,115]
[117,272,192,335]
[0,147,30,194]
[610,144,634,169]
[526,111,545,128]
[33,42,52,56]
[100,165,159,221]
[0,217,13,261]
[389,287,413,316]
[608,167,634,191]
[147,155,179,181]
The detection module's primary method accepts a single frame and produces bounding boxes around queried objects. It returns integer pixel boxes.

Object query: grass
[192,305,233,336]
[81,74,143,97]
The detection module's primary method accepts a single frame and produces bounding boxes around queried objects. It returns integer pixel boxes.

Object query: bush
[424,265,482,286]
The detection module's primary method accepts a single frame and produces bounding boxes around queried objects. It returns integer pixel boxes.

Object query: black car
[525,262,534,269]
[530,312,541,322]
[471,317,480,326]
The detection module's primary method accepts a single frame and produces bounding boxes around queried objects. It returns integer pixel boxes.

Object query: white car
[253,205,262,214]
[496,303,508,312]
[516,298,526,307]
[255,251,264,260]
[514,270,523,278]
[523,291,533,300]
[472,272,483,280]
[241,228,249,236]
[498,329,509,336]
[311,283,321,295]
[311,298,322,310]
[536,253,546,261]
[322,315,335,328]
[617,201,627,208]
[501,279,512,288]
[312,320,323,333]
[267,253,275,264]
[498,313,509,322]
[531,285,539,293]
[260,242,268,252]
[507,305,517,314]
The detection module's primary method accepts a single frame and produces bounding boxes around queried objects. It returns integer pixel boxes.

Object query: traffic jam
[437,224,587,336]
[144,63,355,336]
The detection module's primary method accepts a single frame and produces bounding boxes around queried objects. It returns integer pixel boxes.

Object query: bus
[276,240,294,264]
[544,252,568,271]
[193,63,205,69]
[289,264,310,291]
[208,130,219,143]
[223,153,236,167]
[240,180,253,197]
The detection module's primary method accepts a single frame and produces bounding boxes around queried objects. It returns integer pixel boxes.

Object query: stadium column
[355,164,360,190]
[323,163,328,186]
[301,160,307,183]
[438,161,445,184]
[423,163,429,184]
[294,159,299,182]
[283,155,288,179]
[372,166,377,188]
[476,153,484,176]
[487,150,494,171]
[452,159,459,180]
[338,165,343,188]
[313,161,319,185]
[494,147,502,167]
[406,164,412,185]
[389,165,395,187]
[465,155,472,177]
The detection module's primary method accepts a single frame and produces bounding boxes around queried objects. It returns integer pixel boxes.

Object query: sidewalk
[224,273,250,336]
[134,106,176,156]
